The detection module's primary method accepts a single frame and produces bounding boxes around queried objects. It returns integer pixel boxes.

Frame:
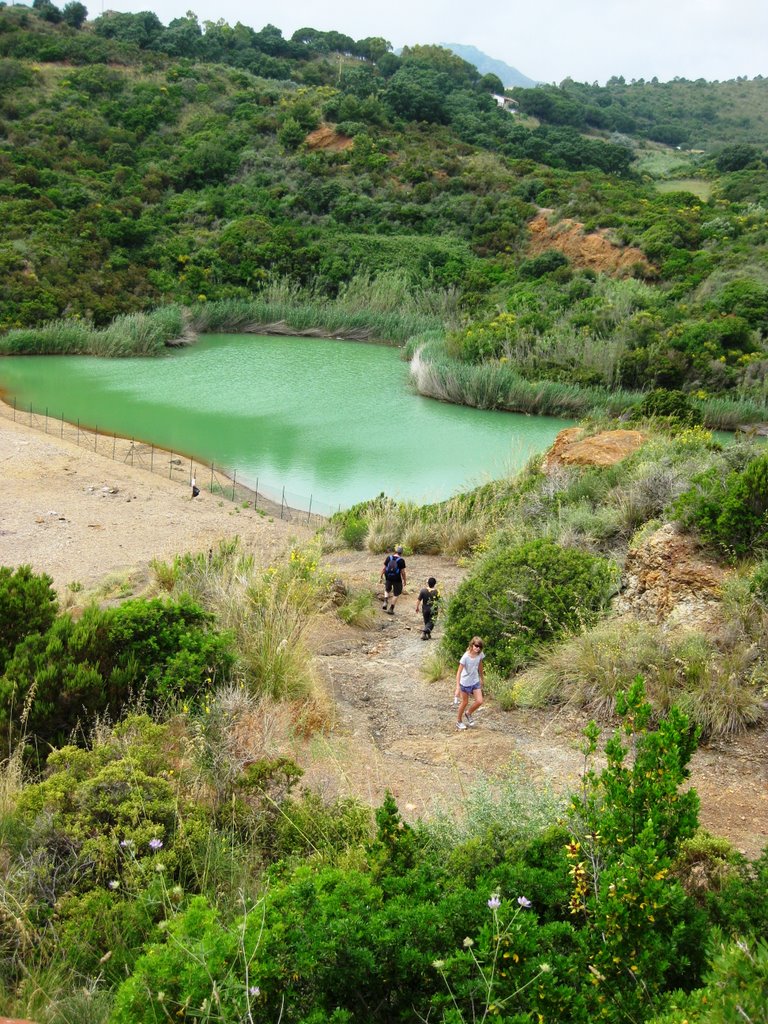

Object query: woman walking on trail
[455,636,485,731]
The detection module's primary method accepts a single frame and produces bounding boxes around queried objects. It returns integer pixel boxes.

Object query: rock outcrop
[615,523,727,630]
[542,427,646,472]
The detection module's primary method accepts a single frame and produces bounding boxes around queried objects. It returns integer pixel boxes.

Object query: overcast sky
[95,0,767,85]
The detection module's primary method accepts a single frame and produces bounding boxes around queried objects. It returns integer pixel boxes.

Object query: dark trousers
[422,607,435,635]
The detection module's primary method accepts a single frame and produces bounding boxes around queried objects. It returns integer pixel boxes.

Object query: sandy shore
[0,411,310,597]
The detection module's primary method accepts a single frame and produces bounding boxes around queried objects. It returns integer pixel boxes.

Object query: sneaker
[387,607,395,614]
[382,603,389,610]
[464,715,476,727]
[456,722,467,731]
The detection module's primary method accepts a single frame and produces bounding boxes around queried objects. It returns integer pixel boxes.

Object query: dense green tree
[61,1,86,28]
[383,64,450,123]
[32,0,62,24]
[478,71,505,94]
[715,143,764,172]
[93,9,163,47]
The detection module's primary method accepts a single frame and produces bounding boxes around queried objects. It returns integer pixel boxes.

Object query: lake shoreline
[0,407,312,598]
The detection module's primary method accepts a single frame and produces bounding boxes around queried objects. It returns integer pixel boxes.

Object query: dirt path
[297,550,768,859]
[2,415,766,858]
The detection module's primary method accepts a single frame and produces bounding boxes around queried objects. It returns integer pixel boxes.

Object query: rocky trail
[299,551,768,859]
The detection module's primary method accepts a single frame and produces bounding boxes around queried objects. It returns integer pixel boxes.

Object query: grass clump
[0,306,187,356]
[152,537,328,702]
[425,763,566,855]
[337,588,377,628]
[509,615,766,738]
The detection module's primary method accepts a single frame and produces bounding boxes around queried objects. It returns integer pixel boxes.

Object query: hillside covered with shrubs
[1,3,768,429]
[2,3,768,1021]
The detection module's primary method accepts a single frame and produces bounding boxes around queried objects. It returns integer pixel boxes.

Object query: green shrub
[707,843,768,938]
[749,558,768,603]
[674,451,768,559]
[671,831,743,904]
[568,682,706,1019]
[442,539,618,673]
[0,596,234,753]
[637,387,704,426]
[650,936,768,1024]
[0,565,58,675]
[341,516,368,549]
[518,250,570,279]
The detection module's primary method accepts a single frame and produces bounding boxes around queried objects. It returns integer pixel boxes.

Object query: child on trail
[455,636,485,730]
[380,545,406,614]
[416,576,439,640]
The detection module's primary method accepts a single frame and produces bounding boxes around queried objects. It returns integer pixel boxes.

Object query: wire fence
[2,398,336,525]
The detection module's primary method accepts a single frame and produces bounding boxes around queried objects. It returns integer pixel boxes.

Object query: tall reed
[188,272,451,344]
[409,339,768,427]
[0,306,188,356]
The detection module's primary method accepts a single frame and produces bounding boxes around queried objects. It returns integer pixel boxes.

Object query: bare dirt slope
[528,210,654,277]
[0,414,311,596]
[2,415,766,858]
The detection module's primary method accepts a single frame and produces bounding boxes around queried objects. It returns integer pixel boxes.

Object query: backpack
[384,554,402,579]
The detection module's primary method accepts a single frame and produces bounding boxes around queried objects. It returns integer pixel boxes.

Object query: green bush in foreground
[442,538,619,673]
[106,683,714,1024]
[649,936,768,1024]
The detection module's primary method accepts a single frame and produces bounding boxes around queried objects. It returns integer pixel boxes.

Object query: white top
[459,651,485,687]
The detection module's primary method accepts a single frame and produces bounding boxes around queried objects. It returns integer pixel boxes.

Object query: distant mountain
[442,43,538,88]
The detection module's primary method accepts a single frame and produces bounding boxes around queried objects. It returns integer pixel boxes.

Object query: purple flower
[119,839,133,848]
[517,896,532,909]
[149,838,163,851]
[249,986,260,997]
[487,894,501,910]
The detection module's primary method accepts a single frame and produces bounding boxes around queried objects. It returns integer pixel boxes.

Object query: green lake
[0,334,574,512]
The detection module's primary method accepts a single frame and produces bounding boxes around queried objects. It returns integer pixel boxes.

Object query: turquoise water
[0,334,574,510]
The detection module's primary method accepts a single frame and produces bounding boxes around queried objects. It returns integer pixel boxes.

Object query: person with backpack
[380,545,406,614]
[416,576,439,639]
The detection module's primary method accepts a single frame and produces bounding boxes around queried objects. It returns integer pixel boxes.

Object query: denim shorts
[460,682,481,694]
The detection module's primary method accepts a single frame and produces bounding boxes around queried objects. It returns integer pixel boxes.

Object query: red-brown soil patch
[305,123,354,152]
[528,211,654,277]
